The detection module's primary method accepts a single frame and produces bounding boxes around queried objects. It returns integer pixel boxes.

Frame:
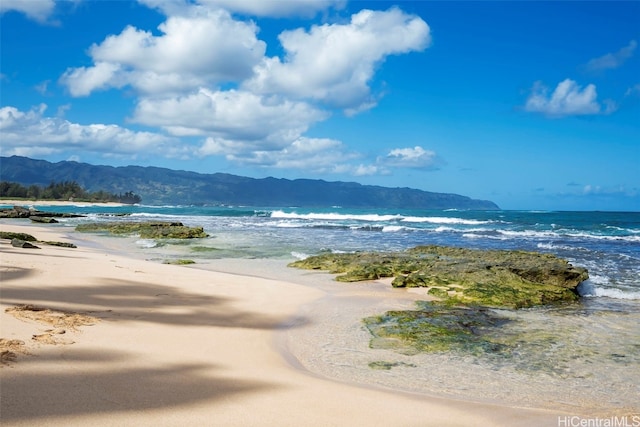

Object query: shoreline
[0,221,619,425]
[0,199,127,208]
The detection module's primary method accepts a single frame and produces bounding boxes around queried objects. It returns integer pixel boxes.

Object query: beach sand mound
[0,339,28,365]
[2,305,100,361]
[5,304,99,330]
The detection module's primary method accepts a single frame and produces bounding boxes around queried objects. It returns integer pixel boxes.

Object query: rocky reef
[289,245,587,309]
[290,246,589,357]
[0,205,84,219]
[0,231,77,248]
[76,221,209,239]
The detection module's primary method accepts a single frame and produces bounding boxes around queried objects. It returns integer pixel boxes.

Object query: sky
[1,0,638,211]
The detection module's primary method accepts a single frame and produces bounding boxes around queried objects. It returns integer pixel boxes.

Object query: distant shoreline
[0,199,127,207]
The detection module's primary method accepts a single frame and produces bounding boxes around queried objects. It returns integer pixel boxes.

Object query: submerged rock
[76,221,209,239]
[29,216,58,223]
[289,245,588,309]
[364,301,512,355]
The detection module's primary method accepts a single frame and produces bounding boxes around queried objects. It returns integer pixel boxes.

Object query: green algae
[163,259,196,265]
[364,301,512,356]
[0,231,37,242]
[368,361,417,370]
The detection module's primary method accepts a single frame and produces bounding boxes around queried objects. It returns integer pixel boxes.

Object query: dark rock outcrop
[30,216,58,224]
[0,206,84,219]
[11,238,40,249]
[76,221,209,239]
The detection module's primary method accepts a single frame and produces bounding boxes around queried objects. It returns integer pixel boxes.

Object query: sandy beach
[1,221,566,426]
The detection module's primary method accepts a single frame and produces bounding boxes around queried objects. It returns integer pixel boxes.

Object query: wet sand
[1,221,571,426]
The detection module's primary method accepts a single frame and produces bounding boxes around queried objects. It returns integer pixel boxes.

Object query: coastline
[0,199,127,208]
[0,220,567,426]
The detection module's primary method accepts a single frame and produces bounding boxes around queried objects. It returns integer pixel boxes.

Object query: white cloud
[524,79,610,117]
[625,83,640,97]
[138,0,344,18]
[582,184,637,197]
[54,3,432,177]
[245,7,430,111]
[0,0,55,23]
[0,104,179,158]
[198,0,344,17]
[199,135,377,176]
[34,80,51,95]
[382,146,440,169]
[586,40,637,72]
[60,8,265,96]
[61,62,123,97]
[133,88,328,148]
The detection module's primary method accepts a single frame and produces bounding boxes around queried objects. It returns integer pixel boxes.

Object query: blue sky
[1,0,638,211]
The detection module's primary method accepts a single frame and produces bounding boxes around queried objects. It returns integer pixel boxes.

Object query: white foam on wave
[130,212,176,218]
[492,229,640,243]
[382,225,406,232]
[579,279,640,300]
[270,210,495,226]
[291,251,310,260]
[136,239,158,248]
[591,288,640,300]
[401,216,490,225]
[270,210,401,222]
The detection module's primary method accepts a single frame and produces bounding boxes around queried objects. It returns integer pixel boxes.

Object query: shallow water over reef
[8,205,639,413]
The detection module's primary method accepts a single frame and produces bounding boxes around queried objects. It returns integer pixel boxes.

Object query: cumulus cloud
[524,79,613,117]
[586,40,637,72]
[60,8,265,96]
[198,0,344,17]
[0,104,179,158]
[0,0,56,23]
[133,88,328,147]
[53,2,432,177]
[245,7,430,111]
[199,135,381,176]
[138,0,344,17]
[381,146,440,169]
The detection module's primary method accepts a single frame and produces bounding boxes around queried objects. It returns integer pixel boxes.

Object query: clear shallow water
[7,203,640,412]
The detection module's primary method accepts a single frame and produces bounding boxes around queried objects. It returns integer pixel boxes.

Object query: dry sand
[0,221,561,426]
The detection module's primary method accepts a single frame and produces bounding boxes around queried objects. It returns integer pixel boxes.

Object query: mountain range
[0,156,499,209]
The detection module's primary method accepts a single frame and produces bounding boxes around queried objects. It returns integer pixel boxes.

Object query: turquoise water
[19,204,639,302]
[6,203,639,411]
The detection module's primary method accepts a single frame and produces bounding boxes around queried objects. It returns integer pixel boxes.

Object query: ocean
[7,204,640,412]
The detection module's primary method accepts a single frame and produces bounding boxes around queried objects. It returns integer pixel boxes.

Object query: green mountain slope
[0,156,499,209]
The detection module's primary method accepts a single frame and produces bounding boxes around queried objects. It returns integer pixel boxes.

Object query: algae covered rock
[289,245,588,309]
[291,245,590,359]
[364,301,512,355]
[76,221,208,239]
[0,231,37,242]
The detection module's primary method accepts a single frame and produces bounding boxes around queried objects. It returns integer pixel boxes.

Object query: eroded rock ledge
[289,245,588,309]
[290,246,589,358]
[76,221,209,239]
